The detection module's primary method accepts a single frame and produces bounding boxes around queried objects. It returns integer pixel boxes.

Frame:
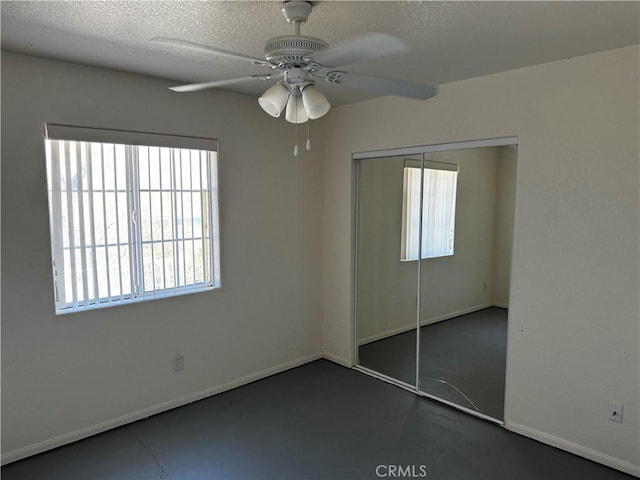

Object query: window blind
[401,160,458,261]
[44,124,220,313]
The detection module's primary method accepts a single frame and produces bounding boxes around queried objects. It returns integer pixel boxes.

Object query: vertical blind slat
[101,144,112,301]
[400,168,408,260]
[86,142,100,304]
[159,148,167,291]
[180,150,187,288]
[171,148,180,289]
[64,141,78,307]
[49,141,66,305]
[190,151,196,286]
[113,145,124,301]
[75,142,89,304]
[199,151,206,284]
[208,152,217,284]
[148,148,156,293]
[131,146,144,297]
[126,145,136,296]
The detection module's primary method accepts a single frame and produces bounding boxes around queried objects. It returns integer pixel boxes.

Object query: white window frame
[44,123,221,314]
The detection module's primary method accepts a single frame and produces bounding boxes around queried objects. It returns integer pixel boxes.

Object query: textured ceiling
[2,1,639,106]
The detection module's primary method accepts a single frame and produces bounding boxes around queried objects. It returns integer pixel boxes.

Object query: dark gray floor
[1,360,632,480]
[359,308,507,419]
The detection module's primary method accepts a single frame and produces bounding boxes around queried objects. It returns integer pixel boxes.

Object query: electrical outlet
[173,354,184,372]
[608,402,623,423]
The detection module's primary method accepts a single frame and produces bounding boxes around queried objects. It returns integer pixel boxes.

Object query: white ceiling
[2,1,639,106]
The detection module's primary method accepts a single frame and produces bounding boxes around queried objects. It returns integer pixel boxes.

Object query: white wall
[356,147,512,344]
[322,45,639,474]
[1,52,323,461]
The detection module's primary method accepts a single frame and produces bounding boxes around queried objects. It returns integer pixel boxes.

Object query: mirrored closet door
[356,154,422,387]
[355,141,517,422]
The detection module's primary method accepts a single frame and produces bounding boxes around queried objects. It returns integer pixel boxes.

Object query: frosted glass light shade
[285,95,308,124]
[258,83,289,117]
[302,85,331,119]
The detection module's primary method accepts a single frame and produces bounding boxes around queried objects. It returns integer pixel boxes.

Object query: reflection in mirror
[418,146,515,420]
[355,144,516,421]
[356,155,421,387]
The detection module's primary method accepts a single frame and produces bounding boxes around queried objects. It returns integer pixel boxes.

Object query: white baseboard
[506,421,640,478]
[493,302,509,309]
[358,303,494,346]
[322,351,353,368]
[419,302,493,327]
[1,352,323,466]
[358,322,417,346]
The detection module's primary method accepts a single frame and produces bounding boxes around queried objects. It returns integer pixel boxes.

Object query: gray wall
[1,52,323,460]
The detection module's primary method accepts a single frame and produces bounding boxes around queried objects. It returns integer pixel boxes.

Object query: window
[44,125,220,314]
[401,160,458,261]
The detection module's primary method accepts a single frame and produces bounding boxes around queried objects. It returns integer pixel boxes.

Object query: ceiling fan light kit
[285,93,309,124]
[302,85,331,120]
[154,0,436,155]
[257,83,289,117]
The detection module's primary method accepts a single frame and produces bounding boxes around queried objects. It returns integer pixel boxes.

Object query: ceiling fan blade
[151,37,270,66]
[169,74,280,93]
[310,32,406,68]
[327,71,436,100]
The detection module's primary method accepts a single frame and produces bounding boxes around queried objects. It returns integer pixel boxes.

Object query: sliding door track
[353,365,504,427]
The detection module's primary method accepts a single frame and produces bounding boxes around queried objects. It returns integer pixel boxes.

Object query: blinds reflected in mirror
[401,160,458,261]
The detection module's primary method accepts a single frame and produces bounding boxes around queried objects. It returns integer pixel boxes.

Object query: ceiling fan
[152,1,436,154]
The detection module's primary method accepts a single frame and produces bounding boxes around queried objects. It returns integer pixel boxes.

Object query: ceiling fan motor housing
[264,35,328,67]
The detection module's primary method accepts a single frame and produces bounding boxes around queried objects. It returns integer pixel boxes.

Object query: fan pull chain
[294,98,299,156]
[306,121,311,151]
